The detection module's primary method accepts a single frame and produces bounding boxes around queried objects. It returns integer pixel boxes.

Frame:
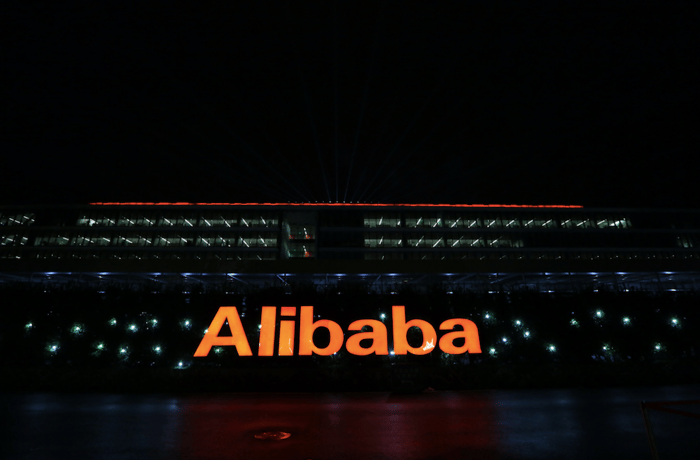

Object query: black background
[3,1,698,207]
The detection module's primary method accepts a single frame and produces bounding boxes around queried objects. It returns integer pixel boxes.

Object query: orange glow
[90,202,582,208]
[279,306,298,355]
[194,307,252,357]
[298,306,344,356]
[438,319,482,354]
[346,320,389,356]
[258,306,276,357]
[392,305,437,355]
[279,319,295,356]
[281,306,296,316]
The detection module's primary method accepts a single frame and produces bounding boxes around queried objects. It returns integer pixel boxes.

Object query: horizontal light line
[90,202,583,209]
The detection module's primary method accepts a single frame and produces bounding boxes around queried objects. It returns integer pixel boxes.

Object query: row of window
[364,213,629,229]
[25,232,279,248]
[363,251,699,261]
[364,234,524,248]
[0,213,35,226]
[1,251,277,261]
[77,213,279,228]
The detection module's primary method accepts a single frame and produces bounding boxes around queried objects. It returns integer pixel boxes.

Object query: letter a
[346,320,388,356]
[439,319,482,354]
[194,307,253,357]
[392,305,437,355]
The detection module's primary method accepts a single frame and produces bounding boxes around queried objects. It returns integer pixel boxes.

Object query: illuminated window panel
[677,235,695,248]
[594,217,629,229]
[522,217,556,228]
[502,217,521,228]
[199,213,238,227]
[157,214,198,227]
[0,234,28,246]
[289,225,314,240]
[444,216,480,229]
[364,233,403,248]
[77,214,116,226]
[0,213,36,226]
[407,234,445,248]
[34,234,71,247]
[288,245,313,258]
[240,214,279,228]
[561,218,594,229]
[405,214,442,228]
[364,213,401,228]
[134,214,157,226]
[239,233,278,248]
[153,234,193,247]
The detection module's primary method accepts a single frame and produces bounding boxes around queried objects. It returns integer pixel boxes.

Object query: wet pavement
[1,385,698,459]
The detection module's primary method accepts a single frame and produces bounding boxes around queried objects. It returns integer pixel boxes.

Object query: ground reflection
[1,385,697,460]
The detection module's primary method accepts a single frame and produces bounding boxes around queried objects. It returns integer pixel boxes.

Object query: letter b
[298,306,344,355]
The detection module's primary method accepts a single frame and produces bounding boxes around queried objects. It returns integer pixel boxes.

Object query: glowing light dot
[603,346,608,351]
[129,324,137,331]
[502,337,508,343]
[155,346,161,352]
[25,322,33,329]
[185,321,190,326]
[515,320,521,326]
[178,361,183,367]
[485,314,490,319]
[110,319,117,326]
[570,319,579,326]
[380,313,386,319]
[204,328,208,334]
[214,347,222,354]
[671,318,678,325]
[623,317,630,324]
[51,345,57,351]
[120,348,127,354]
[97,343,104,349]
[390,351,395,355]
[596,310,603,318]
[548,345,556,352]
[524,331,530,337]
[489,348,496,355]
[258,324,262,329]
[655,344,661,350]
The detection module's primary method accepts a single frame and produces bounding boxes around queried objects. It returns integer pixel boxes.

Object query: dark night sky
[2,1,698,207]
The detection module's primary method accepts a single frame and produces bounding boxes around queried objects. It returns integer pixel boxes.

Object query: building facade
[1,202,699,291]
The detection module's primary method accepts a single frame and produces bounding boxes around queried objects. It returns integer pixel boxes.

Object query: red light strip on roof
[90,202,582,208]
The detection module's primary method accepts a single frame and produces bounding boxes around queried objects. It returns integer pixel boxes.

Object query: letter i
[279,307,296,356]
[258,306,276,356]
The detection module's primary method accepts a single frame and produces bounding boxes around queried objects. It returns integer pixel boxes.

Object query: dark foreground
[2,385,698,460]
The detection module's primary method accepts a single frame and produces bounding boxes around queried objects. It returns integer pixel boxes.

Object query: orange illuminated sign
[194,306,481,357]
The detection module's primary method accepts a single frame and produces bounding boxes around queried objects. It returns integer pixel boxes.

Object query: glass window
[364,213,401,228]
[364,233,402,248]
[289,225,315,240]
[446,235,485,248]
[240,213,279,228]
[0,213,36,226]
[77,214,116,226]
[444,216,480,229]
[199,213,238,227]
[239,232,278,248]
[522,216,556,228]
[0,233,28,246]
[153,233,194,247]
[288,244,314,258]
[157,214,198,227]
[407,234,445,248]
[405,214,442,228]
